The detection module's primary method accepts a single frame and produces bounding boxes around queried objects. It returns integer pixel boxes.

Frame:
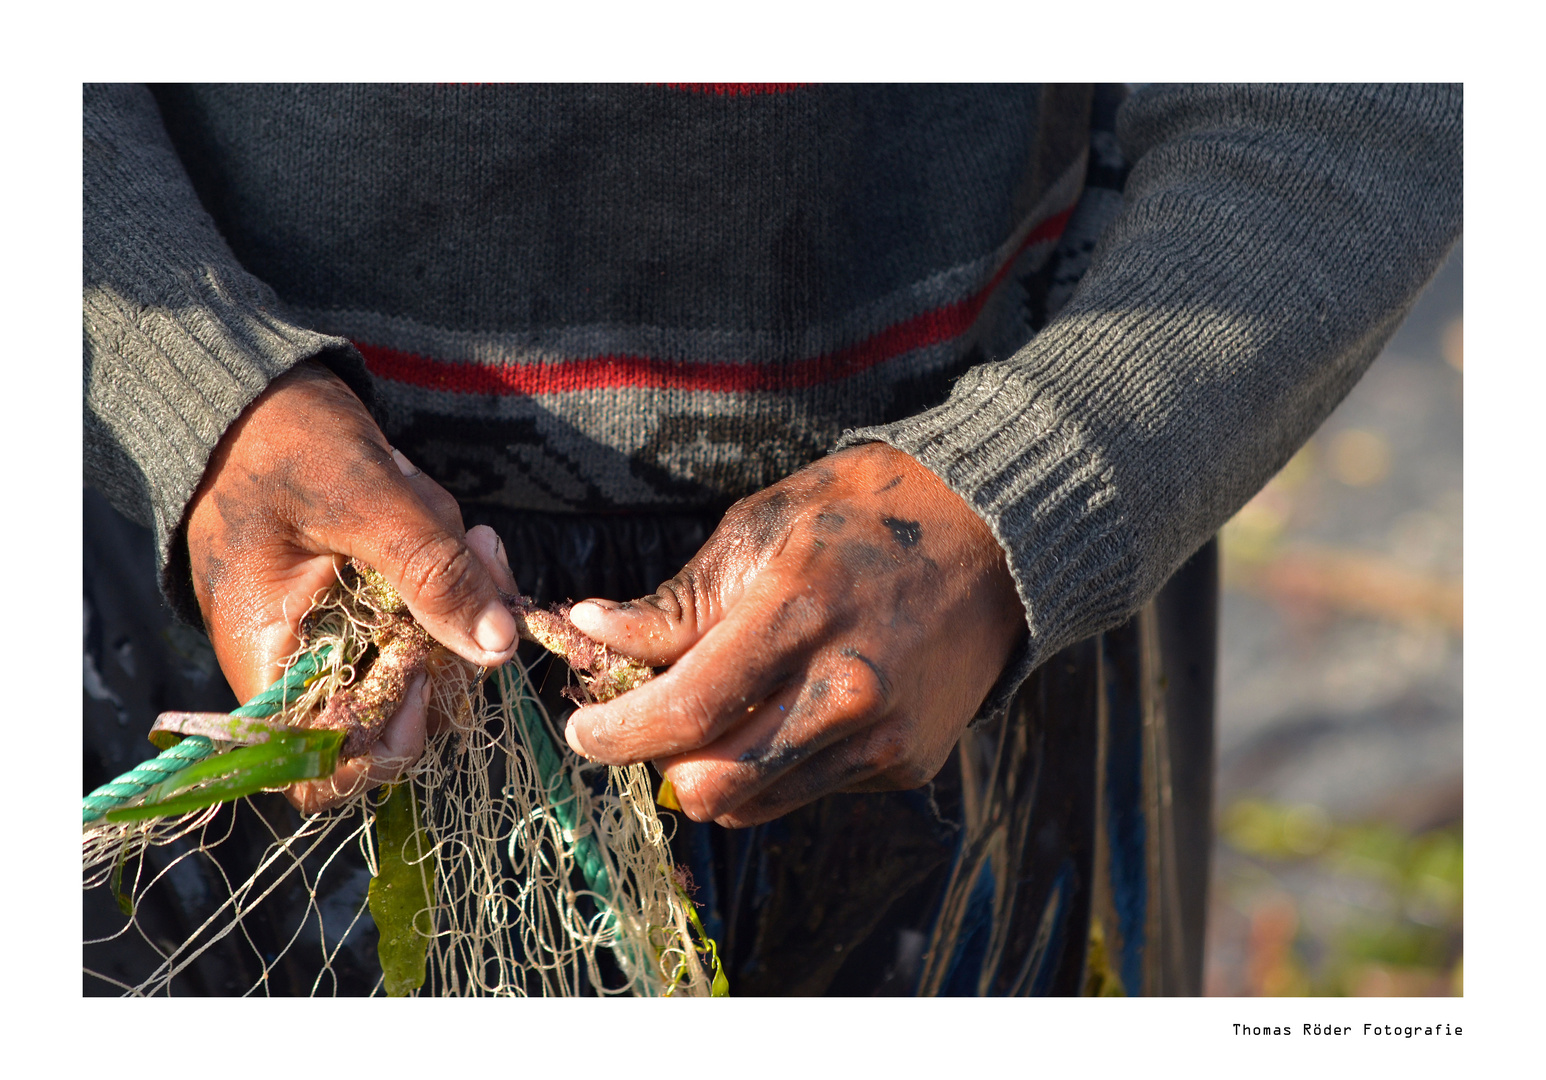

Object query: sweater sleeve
[836,84,1463,714]
[83,83,370,623]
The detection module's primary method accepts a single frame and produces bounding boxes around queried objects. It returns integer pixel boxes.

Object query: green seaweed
[666,872,729,997]
[104,729,344,823]
[369,782,437,997]
[109,847,135,918]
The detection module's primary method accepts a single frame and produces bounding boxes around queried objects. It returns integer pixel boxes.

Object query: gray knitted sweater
[84,83,1462,697]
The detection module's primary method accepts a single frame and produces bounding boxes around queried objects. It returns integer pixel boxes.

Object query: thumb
[568,572,726,668]
[330,466,517,669]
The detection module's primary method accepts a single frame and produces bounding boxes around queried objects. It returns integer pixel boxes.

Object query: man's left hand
[563,442,1026,827]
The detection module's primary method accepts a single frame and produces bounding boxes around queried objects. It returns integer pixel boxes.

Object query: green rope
[85,645,671,991]
[225,647,331,720]
[82,735,218,824]
[82,648,333,825]
[495,667,660,994]
[505,685,612,897]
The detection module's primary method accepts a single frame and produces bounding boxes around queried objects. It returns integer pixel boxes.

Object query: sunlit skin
[185,362,1027,823]
[562,443,1026,827]
[184,362,518,812]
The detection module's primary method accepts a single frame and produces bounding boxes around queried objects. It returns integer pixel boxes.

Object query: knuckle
[865,732,907,773]
[770,585,828,640]
[288,781,333,815]
[642,574,698,625]
[718,488,795,561]
[714,806,767,829]
[832,650,892,720]
[666,690,722,747]
[418,484,464,531]
[394,535,482,613]
[860,727,922,784]
[889,757,935,790]
[671,766,736,822]
[723,493,757,521]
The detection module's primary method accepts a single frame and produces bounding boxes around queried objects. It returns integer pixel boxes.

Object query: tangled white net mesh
[82,571,713,998]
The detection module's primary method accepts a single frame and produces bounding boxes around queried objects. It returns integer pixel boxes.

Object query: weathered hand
[184,361,519,812]
[562,442,1027,827]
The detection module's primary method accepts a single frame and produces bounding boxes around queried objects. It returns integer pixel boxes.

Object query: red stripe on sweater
[662,83,811,96]
[358,205,1074,397]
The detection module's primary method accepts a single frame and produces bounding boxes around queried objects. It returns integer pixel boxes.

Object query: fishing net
[82,563,720,997]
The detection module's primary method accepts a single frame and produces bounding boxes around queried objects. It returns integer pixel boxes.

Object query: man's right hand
[184,360,519,811]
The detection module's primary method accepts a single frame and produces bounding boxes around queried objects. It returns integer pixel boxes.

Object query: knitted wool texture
[83,83,1463,710]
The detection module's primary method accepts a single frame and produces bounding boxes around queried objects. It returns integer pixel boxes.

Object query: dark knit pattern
[840,84,1462,706]
[84,83,1462,709]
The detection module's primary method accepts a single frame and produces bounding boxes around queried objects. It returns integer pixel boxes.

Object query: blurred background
[1203,245,1463,996]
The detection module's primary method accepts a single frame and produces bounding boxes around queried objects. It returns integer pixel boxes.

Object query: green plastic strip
[103,729,344,823]
[83,646,335,825]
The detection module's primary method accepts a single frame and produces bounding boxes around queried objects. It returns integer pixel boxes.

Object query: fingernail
[494,535,512,573]
[391,448,422,477]
[564,716,589,758]
[568,601,609,636]
[474,600,517,655]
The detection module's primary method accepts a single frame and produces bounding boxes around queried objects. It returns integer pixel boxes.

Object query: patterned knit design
[84,84,1462,701]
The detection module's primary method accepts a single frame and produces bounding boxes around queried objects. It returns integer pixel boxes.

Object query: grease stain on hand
[881,516,922,549]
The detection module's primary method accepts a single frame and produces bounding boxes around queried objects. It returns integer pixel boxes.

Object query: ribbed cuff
[835,360,1135,722]
[84,270,365,625]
